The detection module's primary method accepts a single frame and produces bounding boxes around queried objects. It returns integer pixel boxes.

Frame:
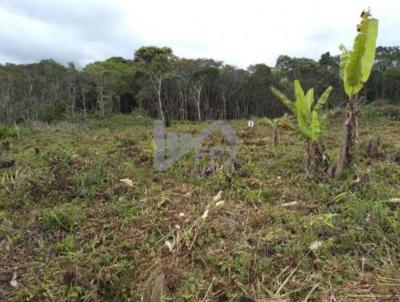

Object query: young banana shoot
[271,80,332,176]
[335,10,379,178]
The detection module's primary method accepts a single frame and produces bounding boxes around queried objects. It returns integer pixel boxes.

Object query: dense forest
[0,45,399,123]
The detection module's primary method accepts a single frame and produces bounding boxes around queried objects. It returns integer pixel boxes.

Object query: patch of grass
[54,235,77,253]
[41,203,84,232]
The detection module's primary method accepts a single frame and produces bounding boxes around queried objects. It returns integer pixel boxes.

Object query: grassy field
[0,108,400,301]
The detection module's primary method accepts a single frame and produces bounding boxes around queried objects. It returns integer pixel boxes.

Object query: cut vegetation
[0,107,400,301]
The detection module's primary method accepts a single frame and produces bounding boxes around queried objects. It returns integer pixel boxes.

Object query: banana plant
[335,10,379,178]
[271,80,332,176]
[264,113,292,147]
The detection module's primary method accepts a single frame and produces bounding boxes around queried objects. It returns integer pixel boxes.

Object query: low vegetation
[263,114,291,148]
[0,106,399,301]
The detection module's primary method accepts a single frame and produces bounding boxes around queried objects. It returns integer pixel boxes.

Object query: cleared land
[1,107,400,301]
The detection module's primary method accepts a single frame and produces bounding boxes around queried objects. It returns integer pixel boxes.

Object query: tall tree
[384,66,400,103]
[65,63,79,118]
[173,59,200,120]
[82,62,120,117]
[134,46,175,121]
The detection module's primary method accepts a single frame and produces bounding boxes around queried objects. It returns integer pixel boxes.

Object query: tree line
[0,46,399,124]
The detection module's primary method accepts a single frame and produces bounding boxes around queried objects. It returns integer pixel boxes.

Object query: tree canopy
[0,45,399,124]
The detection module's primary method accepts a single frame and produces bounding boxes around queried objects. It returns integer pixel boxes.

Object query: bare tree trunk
[222,92,227,119]
[28,83,37,121]
[0,84,11,123]
[178,90,185,120]
[153,77,164,121]
[273,129,278,147]
[82,91,87,119]
[157,89,164,121]
[196,98,201,121]
[194,85,202,121]
[68,83,76,118]
[95,80,105,118]
[69,91,75,118]
[335,97,358,178]
[183,91,188,120]
[99,87,105,117]
[71,100,75,118]
[306,141,329,177]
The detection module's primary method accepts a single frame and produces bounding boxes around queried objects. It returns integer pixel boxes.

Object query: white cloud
[0,0,399,67]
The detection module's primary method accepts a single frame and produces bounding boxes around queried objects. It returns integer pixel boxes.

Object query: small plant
[0,168,29,195]
[54,235,76,253]
[41,204,83,232]
[264,114,292,147]
[335,10,379,178]
[0,126,16,140]
[271,80,332,176]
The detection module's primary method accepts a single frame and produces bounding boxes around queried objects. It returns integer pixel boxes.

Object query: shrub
[0,127,16,140]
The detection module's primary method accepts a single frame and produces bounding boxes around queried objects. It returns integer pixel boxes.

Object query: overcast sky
[0,0,398,68]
